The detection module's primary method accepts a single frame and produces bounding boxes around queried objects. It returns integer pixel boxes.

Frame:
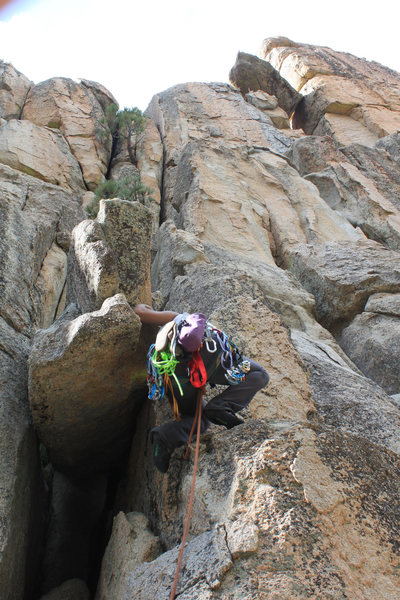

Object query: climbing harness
[146,316,249,419]
[169,385,205,600]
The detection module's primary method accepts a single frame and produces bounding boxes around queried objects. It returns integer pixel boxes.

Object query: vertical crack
[157,122,167,226]
[18,84,32,119]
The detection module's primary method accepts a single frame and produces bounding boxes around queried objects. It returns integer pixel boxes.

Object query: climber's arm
[133,304,178,325]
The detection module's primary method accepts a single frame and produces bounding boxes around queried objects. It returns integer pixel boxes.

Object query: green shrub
[87,175,154,218]
[96,104,147,165]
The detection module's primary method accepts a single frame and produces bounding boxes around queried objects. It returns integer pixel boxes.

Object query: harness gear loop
[169,386,205,600]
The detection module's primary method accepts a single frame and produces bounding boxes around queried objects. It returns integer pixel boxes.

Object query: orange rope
[164,373,181,421]
[184,392,201,460]
[169,386,205,600]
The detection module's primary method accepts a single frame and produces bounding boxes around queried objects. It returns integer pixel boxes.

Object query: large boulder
[339,293,400,394]
[67,199,153,312]
[0,119,85,191]
[261,37,400,137]
[97,523,231,600]
[289,241,400,328]
[229,51,302,116]
[66,219,120,314]
[22,77,115,190]
[28,295,143,474]
[96,199,153,306]
[0,60,32,119]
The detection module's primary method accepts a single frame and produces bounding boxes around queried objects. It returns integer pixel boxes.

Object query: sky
[0,0,399,112]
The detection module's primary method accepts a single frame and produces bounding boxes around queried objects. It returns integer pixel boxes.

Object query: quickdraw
[205,323,248,383]
[146,344,184,415]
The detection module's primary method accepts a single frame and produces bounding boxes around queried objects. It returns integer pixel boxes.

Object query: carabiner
[205,337,217,353]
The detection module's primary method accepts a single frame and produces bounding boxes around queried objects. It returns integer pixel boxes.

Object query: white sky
[0,0,399,112]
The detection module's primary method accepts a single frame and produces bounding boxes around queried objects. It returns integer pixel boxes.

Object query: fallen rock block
[66,219,120,313]
[229,51,302,116]
[67,199,153,312]
[29,294,142,474]
[95,512,162,600]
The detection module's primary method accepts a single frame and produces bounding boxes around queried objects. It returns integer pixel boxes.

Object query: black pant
[150,358,269,452]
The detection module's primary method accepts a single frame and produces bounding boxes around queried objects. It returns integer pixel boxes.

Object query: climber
[134,304,269,473]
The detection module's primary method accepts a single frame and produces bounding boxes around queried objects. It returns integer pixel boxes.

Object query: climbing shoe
[204,408,244,430]
[151,432,171,473]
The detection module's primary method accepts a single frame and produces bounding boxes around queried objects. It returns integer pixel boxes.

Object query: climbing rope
[169,385,205,600]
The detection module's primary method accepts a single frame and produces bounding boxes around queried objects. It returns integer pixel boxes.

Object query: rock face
[0,318,46,600]
[101,45,400,600]
[0,65,98,600]
[289,240,400,328]
[0,60,32,119]
[22,77,115,190]
[261,37,400,139]
[289,135,400,250]
[3,39,400,600]
[0,119,85,191]
[339,293,400,394]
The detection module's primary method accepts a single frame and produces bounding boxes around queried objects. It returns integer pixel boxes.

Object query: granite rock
[28,295,142,474]
[23,77,114,190]
[0,119,85,191]
[0,60,32,119]
[0,163,84,336]
[262,37,400,137]
[289,241,400,328]
[229,51,302,116]
[339,309,400,395]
